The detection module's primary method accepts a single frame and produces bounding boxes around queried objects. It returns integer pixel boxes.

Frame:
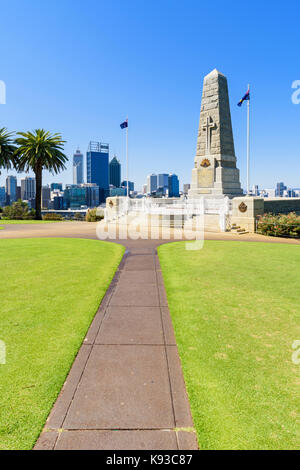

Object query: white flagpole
[247,84,250,195]
[126,117,129,200]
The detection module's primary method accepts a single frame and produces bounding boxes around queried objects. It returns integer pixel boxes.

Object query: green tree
[2,200,35,220]
[0,128,17,174]
[15,129,67,219]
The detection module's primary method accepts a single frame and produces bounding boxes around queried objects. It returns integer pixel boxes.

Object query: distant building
[0,187,6,206]
[252,185,259,196]
[183,183,190,195]
[73,149,84,185]
[157,173,169,195]
[83,183,100,207]
[63,185,87,209]
[109,156,121,188]
[143,184,147,194]
[87,141,109,203]
[276,182,287,197]
[110,187,126,197]
[168,174,180,197]
[121,180,134,195]
[147,174,157,194]
[283,188,296,198]
[42,185,51,209]
[5,175,17,204]
[16,186,21,200]
[21,177,36,201]
[51,183,63,191]
[51,195,64,210]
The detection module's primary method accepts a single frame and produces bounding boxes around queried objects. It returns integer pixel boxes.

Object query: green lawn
[0,220,63,224]
[0,238,124,450]
[158,240,300,450]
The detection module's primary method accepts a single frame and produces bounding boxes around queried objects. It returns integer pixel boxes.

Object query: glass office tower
[109,156,121,188]
[86,142,109,203]
[73,149,84,185]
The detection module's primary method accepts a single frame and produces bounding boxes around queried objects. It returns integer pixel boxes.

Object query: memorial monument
[188,69,243,198]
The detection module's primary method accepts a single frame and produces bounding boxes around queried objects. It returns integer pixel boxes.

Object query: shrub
[257,212,300,238]
[74,212,85,221]
[1,200,35,220]
[43,213,63,221]
[86,208,103,222]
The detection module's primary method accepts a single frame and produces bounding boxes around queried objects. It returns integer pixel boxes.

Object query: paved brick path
[35,241,198,450]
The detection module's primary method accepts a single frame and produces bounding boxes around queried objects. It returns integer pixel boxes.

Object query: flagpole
[247,84,250,195]
[126,116,129,200]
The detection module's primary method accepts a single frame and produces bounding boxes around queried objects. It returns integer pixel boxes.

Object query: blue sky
[1,0,300,191]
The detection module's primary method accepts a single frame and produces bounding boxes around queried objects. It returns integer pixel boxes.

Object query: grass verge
[158,240,300,450]
[0,238,124,449]
[0,220,63,224]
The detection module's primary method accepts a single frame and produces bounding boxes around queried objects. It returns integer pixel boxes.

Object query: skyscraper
[168,174,180,197]
[73,148,84,185]
[276,182,286,197]
[5,175,17,204]
[121,180,134,195]
[157,173,169,194]
[87,142,109,203]
[0,187,6,206]
[109,156,121,188]
[147,174,157,194]
[21,177,36,200]
[42,185,51,209]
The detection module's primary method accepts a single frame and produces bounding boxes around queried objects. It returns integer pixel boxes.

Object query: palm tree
[15,129,67,219]
[0,128,17,174]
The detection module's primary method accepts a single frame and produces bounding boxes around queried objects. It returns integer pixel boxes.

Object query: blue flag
[120,119,128,129]
[237,88,250,107]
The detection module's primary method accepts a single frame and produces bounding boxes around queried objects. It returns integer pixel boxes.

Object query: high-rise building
[157,173,169,194]
[276,182,287,197]
[5,175,17,204]
[42,185,51,209]
[109,156,121,188]
[0,187,6,206]
[147,174,157,194]
[168,174,180,197]
[16,186,21,200]
[63,185,87,209]
[82,183,100,207]
[21,177,36,201]
[86,141,109,203]
[73,149,84,185]
[121,180,134,195]
[51,183,63,191]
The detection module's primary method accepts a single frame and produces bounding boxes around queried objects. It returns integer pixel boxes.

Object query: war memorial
[102,69,300,238]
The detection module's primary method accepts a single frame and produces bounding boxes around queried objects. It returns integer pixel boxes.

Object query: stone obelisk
[188,69,243,197]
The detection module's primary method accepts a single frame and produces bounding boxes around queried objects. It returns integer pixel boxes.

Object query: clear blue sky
[1,0,300,191]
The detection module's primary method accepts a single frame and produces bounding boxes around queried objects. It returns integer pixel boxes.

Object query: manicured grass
[0,238,124,450]
[158,240,300,450]
[0,219,63,224]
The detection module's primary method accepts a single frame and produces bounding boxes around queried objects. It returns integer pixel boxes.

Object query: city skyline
[1,1,300,191]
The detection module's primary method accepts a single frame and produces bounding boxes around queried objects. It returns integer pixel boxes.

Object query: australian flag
[120,118,128,129]
[237,88,250,107]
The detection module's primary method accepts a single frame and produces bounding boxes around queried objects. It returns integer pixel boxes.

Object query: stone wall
[231,196,300,232]
[264,198,300,215]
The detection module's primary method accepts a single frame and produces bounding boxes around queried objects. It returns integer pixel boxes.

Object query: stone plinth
[231,197,264,232]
